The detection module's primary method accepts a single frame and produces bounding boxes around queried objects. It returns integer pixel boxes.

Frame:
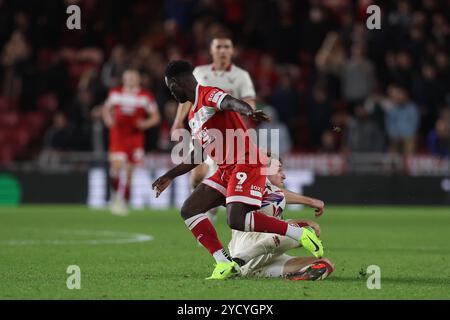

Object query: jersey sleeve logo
[208,90,225,104]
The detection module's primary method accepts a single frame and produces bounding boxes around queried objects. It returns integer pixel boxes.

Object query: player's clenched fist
[152,175,173,198]
[310,199,325,217]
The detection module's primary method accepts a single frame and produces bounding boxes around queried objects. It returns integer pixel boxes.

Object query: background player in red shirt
[102,69,161,215]
[153,61,323,280]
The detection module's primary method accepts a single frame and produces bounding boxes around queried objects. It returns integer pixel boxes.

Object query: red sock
[185,213,224,255]
[123,183,130,202]
[245,212,288,235]
[110,176,119,193]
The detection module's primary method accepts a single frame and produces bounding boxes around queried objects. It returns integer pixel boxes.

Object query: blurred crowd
[0,0,449,163]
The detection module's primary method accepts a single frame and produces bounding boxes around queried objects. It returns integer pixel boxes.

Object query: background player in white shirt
[170,34,256,222]
[229,158,335,280]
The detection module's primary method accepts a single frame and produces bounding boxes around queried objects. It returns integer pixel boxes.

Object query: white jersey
[193,64,256,100]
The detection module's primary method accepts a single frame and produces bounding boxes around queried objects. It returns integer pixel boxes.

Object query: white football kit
[228,180,299,277]
[192,64,256,177]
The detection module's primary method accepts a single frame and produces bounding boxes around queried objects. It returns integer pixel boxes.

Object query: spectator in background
[308,83,333,148]
[389,51,414,92]
[257,105,292,156]
[315,32,346,100]
[427,116,450,158]
[38,112,74,167]
[254,54,278,102]
[412,63,446,133]
[67,88,95,151]
[101,45,128,90]
[42,112,73,151]
[384,84,420,155]
[319,130,339,154]
[270,70,300,138]
[343,104,385,153]
[341,44,374,107]
[1,30,31,99]
[435,50,450,89]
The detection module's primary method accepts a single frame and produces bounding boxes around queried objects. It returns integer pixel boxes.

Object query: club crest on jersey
[195,127,214,147]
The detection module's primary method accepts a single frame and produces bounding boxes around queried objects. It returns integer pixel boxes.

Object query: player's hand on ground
[310,199,325,217]
[249,110,271,123]
[152,175,173,198]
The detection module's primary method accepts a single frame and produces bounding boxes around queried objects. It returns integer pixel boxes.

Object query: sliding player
[102,69,161,215]
[229,159,334,280]
[170,34,256,223]
[152,60,323,280]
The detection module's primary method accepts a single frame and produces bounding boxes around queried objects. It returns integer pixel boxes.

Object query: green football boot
[206,261,241,280]
[299,226,324,258]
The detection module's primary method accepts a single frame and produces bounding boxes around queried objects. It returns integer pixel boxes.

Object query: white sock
[285,224,303,241]
[213,249,231,263]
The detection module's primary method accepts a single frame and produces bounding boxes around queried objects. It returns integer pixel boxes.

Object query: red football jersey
[187,85,266,168]
[107,87,157,144]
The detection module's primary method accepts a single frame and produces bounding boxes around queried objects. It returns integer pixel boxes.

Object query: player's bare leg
[109,156,129,216]
[190,163,208,190]
[191,163,219,224]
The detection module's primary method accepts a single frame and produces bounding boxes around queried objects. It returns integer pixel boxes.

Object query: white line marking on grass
[0,230,153,246]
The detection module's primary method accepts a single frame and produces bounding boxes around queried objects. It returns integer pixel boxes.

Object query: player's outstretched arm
[152,149,200,197]
[220,95,270,123]
[170,102,191,135]
[282,189,325,217]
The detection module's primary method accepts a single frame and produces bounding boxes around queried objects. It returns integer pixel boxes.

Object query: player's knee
[180,202,194,220]
[110,160,123,176]
[226,213,245,231]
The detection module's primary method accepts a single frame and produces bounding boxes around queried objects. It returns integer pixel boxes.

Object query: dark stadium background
[0,0,449,205]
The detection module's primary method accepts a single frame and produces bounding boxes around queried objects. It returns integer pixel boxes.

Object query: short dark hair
[165,60,193,79]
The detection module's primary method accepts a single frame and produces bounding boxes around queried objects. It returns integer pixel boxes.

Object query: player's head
[267,155,286,188]
[165,60,196,103]
[210,32,234,65]
[122,69,141,88]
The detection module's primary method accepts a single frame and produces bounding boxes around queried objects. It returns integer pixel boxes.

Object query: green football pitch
[0,205,449,300]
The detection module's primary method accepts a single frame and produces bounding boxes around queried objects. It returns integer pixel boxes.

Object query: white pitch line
[0,230,153,246]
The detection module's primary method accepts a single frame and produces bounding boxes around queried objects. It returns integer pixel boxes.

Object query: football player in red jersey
[102,69,161,215]
[152,61,324,279]
[171,34,256,224]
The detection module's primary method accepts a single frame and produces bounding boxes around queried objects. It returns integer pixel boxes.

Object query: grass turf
[0,205,449,300]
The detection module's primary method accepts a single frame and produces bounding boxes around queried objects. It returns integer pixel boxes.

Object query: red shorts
[109,136,144,165]
[203,164,266,208]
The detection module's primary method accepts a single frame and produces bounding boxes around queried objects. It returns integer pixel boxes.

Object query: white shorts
[228,230,292,278]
